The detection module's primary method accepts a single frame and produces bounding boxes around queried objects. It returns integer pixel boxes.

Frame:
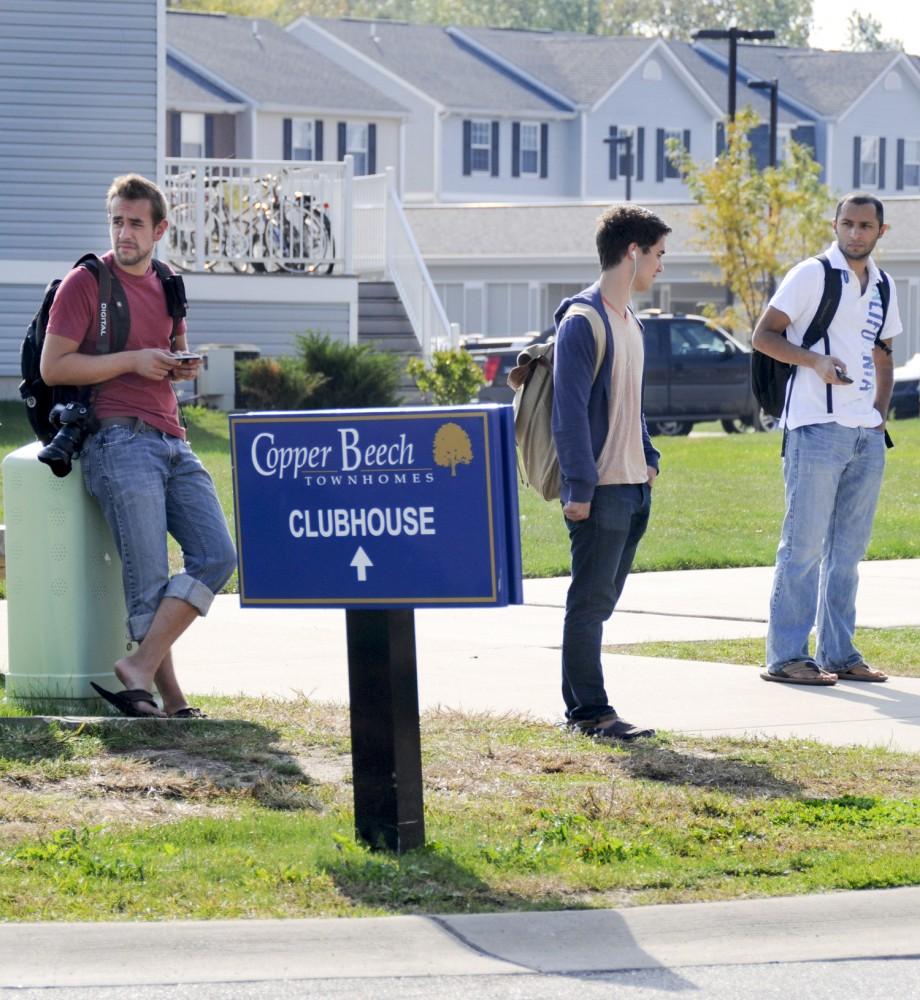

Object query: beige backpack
[506,303,607,501]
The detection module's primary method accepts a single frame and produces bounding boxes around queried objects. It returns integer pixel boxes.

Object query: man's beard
[114,245,145,267]
[839,242,873,262]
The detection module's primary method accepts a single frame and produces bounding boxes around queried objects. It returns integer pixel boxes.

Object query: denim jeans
[562,483,651,722]
[82,424,237,642]
[766,422,885,673]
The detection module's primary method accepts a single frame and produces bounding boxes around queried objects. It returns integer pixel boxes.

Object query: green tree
[669,107,831,336]
[407,349,485,405]
[845,11,903,52]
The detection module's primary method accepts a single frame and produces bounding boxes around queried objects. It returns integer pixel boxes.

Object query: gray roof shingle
[701,42,900,117]
[308,18,570,114]
[167,11,406,115]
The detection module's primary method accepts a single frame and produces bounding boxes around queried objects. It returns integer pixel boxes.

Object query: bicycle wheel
[304,209,335,275]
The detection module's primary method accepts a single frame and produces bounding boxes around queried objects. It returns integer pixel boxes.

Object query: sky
[810,0,920,53]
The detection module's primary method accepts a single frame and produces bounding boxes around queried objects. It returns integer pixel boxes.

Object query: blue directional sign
[229,404,523,608]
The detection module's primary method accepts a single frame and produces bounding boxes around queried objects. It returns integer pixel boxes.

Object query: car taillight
[482,354,501,385]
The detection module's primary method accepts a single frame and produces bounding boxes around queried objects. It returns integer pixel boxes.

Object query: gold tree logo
[433,422,473,476]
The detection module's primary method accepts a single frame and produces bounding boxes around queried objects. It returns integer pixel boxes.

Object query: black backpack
[19,254,187,445]
[751,254,891,421]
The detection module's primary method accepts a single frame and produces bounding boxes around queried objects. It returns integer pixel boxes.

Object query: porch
[162,158,454,362]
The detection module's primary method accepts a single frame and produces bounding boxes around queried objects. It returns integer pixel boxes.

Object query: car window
[641,319,666,357]
[670,321,729,357]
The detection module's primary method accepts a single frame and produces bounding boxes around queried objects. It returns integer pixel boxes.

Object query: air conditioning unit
[196,344,260,411]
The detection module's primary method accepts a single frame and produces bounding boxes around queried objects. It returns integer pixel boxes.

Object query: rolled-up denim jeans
[766,422,885,674]
[562,482,651,722]
[82,423,237,642]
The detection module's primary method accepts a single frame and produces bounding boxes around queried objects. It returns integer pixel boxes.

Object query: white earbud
[630,250,637,260]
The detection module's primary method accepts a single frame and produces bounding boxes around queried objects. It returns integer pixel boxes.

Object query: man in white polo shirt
[752,193,901,685]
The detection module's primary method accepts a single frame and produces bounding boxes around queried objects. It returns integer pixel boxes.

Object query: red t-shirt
[47,251,188,438]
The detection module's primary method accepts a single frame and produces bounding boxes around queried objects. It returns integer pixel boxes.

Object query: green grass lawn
[605,626,920,679]
[1,701,920,921]
[1,403,918,581]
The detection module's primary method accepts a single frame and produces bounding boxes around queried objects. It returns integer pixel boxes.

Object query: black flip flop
[90,683,164,717]
[169,707,207,719]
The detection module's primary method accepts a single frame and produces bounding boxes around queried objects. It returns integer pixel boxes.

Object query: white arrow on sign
[350,546,374,582]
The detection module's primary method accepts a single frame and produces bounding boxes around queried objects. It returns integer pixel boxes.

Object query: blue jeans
[562,483,651,722]
[766,422,885,674]
[82,424,237,642]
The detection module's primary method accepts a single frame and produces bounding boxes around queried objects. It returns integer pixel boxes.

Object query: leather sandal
[833,662,888,683]
[760,660,837,685]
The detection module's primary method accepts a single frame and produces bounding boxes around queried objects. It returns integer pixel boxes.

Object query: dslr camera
[38,400,95,478]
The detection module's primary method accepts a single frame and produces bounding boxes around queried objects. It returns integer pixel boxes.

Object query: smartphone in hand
[834,367,854,384]
[172,351,202,362]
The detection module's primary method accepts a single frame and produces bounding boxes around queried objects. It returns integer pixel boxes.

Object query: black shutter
[853,136,862,187]
[897,138,905,190]
[338,121,346,161]
[750,124,769,171]
[791,124,816,156]
[636,126,644,181]
[878,137,886,189]
[315,120,324,161]
[656,128,665,182]
[512,122,521,177]
[540,122,548,178]
[462,119,472,175]
[491,120,500,176]
[716,121,725,157]
[283,118,292,160]
[608,125,618,180]
[682,128,690,154]
[204,115,214,158]
[168,111,181,157]
[368,123,377,174]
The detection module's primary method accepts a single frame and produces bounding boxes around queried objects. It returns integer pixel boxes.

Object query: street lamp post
[603,132,634,201]
[748,78,779,168]
[693,27,776,122]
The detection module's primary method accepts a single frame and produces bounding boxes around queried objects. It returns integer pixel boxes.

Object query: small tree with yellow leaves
[668,108,832,337]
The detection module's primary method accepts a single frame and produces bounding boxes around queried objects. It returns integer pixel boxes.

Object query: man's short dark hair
[107,173,168,227]
[835,191,884,226]
[596,205,672,270]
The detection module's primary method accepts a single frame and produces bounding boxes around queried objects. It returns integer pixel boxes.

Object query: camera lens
[37,403,92,478]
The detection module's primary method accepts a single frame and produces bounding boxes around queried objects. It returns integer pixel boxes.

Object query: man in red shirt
[41,174,236,718]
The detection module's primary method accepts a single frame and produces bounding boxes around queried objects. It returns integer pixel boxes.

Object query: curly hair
[596,205,672,270]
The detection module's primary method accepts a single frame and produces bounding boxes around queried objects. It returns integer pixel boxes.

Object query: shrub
[236,356,326,411]
[406,349,485,405]
[296,332,401,408]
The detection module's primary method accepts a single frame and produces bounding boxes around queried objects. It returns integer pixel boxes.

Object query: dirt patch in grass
[1,697,919,920]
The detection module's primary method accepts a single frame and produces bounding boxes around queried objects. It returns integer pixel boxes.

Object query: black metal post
[345,609,425,854]
[693,27,776,124]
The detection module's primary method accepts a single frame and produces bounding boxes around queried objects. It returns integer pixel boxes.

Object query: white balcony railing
[354,168,453,358]
[163,159,451,360]
[163,158,351,275]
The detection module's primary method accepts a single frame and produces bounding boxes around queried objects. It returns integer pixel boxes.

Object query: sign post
[230,404,521,853]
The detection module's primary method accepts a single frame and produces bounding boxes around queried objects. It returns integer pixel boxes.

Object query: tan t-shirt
[595,304,647,485]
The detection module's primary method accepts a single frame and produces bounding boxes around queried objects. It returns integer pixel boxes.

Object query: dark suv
[469,311,774,435]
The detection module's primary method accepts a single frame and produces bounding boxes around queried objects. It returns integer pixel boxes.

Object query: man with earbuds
[552,204,671,742]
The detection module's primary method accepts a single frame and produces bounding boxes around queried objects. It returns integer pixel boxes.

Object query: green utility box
[3,443,125,702]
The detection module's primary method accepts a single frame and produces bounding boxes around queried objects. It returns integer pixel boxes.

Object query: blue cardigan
[550,281,660,504]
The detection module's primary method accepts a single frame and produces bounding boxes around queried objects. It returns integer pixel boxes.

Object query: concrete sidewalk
[2,886,919,988]
[162,559,920,751]
[2,560,918,749]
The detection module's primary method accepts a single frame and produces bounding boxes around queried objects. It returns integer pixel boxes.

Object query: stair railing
[353,168,452,360]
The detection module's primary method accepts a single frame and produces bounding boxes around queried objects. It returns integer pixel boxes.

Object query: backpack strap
[875,270,892,355]
[780,254,842,456]
[151,258,188,350]
[564,303,607,382]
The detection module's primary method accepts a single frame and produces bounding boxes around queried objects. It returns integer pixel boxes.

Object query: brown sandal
[760,660,837,685]
[834,662,888,683]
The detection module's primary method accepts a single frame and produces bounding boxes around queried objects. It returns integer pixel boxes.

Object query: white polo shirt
[769,242,902,430]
